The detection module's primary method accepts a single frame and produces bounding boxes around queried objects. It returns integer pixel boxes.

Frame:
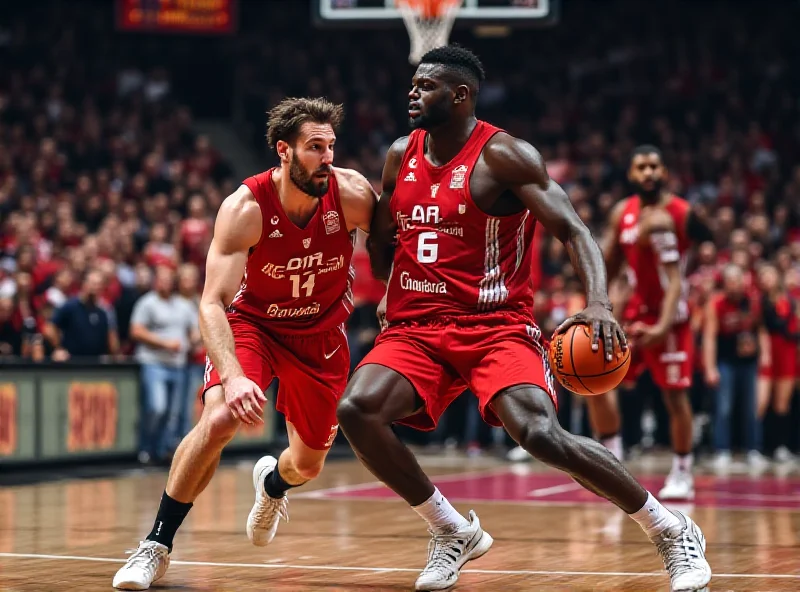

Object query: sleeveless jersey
[386,121,536,325]
[618,195,691,324]
[227,169,355,335]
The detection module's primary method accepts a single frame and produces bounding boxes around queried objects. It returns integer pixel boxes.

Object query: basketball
[548,324,631,396]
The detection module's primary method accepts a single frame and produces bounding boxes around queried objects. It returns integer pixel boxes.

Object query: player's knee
[519,413,566,464]
[336,396,369,429]
[201,401,239,445]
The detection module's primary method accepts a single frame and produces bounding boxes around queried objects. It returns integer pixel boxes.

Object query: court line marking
[527,482,582,497]
[294,466,512,499]
[0,552,798,579]
[294,493,800,514]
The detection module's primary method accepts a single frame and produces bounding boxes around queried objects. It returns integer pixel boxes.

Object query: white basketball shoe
[651,511,712,591]
[112,540,170,590]
[658,470,695,500]
[246,455,289,546]
[414,510,494,591]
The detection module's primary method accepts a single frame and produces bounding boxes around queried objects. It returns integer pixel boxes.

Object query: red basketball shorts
[759,334,797,380]
[202,315,349,450]
[356,314,557,431]
[624,318,694,390]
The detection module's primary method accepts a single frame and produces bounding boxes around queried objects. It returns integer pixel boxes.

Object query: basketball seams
[569,325,596,395]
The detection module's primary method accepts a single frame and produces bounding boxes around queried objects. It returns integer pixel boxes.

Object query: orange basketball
[548,324,631,396]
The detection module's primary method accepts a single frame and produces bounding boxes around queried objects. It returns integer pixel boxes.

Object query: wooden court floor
[1,453,798,591]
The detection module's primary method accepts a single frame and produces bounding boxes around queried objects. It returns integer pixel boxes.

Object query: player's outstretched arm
[367,137,407,281]
[485,134,625,357]
[199,185,266,424]
[335,167,379,234]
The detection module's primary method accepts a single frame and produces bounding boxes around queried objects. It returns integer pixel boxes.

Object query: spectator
[755,264,798,463]
[0,297,21,357]
[46,269,119,361]
[177,263,204,442]
[703,264,770,471]
[130,265,199,463]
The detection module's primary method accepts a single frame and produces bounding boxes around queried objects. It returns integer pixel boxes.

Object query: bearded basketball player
[336,46,712,592]
[586,146,713,501]
[113,98,376,590]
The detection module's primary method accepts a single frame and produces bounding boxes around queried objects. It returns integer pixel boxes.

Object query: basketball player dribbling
[113,98,376,590]
[336,46,712,592]
[585,146,712,501]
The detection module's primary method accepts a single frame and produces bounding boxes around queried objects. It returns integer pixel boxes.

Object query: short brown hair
[266,97,344,149]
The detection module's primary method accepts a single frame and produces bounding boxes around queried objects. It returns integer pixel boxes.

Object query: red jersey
[386,121,536,324]
[227,169,355,335]
[618,195,691,324]
[712,291,762,361]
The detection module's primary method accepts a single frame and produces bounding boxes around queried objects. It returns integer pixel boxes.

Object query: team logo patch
[431,183,440,199]
[623,213,635,224]
[323,210,341,234]
[450,164,468,189]
[409,157,418,169]
[271,215,280,225]
[303,237,312,249]
[458,204,466,214]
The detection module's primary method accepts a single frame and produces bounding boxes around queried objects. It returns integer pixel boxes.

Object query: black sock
[146,491,193,552]
[264,464,300,499]
[777,413,791,449]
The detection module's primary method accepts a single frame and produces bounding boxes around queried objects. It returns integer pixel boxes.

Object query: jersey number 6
[416,231,438,264]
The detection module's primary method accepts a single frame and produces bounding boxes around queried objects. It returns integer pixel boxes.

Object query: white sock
[412,488,470,535]
[672,453,693,474]
[629,492,681,539]
[600,435,623,461]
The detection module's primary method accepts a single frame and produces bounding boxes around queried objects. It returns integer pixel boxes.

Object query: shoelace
[254,495,289,526]
[422,531,465,576]
[655,529,700,579]
[127,543,166,575]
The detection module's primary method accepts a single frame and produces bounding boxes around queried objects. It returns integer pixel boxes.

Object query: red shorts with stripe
[623,319,694,390]
[356,313,557,431]
[202,315,349,450]
[759,334,797,380]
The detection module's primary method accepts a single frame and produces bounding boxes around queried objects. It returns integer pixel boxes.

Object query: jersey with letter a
[227,168,355,335]
[618,195,690,324]
[386,121,536,324]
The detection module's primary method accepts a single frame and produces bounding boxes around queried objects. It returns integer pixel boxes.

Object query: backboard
[313,0,560,29]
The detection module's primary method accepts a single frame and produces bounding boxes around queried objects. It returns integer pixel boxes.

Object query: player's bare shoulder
[214,184,263,250]
[333,167,377,233]
[608,198,632,229]
[480,132,549,188]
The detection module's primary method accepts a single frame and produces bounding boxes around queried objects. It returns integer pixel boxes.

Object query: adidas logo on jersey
[404,171,417,182]
[268,229,283,238]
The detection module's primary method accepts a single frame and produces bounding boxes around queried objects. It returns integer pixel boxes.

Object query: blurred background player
[338,46,711,592]
[586,145,712,501]
[112,98,376,590]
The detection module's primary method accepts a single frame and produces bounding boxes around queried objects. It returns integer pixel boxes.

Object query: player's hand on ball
[556,301,627,362]
[223,376,267,425]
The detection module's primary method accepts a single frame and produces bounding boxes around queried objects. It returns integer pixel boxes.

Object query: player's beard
[289,154,330,198]
[632,178,664,203]
[409,100,451,131]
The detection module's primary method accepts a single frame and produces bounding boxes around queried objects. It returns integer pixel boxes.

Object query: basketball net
[396,0,461,65]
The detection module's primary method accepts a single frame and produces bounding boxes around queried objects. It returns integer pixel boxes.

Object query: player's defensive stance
[113,98,376,590]
[337,46,712,592]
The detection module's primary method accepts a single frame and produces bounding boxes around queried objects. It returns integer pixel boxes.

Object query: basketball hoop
[396,0,461,66]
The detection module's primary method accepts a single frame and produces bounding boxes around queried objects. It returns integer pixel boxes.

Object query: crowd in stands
[1,0,799,465]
